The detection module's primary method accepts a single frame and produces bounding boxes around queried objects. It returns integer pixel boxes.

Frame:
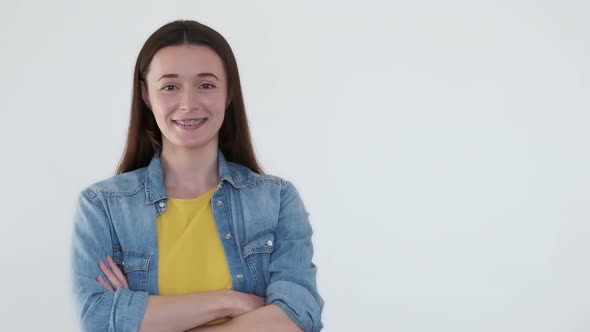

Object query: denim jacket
[70,148,324,332]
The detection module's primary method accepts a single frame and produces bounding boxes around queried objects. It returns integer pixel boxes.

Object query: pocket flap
[113,245,150,273]
[242,230,275,257]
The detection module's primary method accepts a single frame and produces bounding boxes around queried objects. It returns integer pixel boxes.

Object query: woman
[71,20,323,332]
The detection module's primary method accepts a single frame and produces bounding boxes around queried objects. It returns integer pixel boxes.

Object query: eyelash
[162,83,215,91]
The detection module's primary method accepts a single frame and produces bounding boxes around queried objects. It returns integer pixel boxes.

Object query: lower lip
[173,119,207,131]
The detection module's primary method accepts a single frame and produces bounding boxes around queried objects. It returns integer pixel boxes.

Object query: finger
[98,261,122,289]
[97,276,114,292]
[106,256,129,288]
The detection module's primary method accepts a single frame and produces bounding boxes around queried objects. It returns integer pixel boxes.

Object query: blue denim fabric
[70,148,324,332]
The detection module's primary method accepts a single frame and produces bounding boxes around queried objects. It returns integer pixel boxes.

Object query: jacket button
[216,200,223,206]
[267,240,273,247]
[224,233,232,240]
[236,273,244,280]
[158,202,165,208]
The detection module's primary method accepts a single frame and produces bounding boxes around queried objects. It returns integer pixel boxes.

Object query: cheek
[152,95,177,108]
[151,98,176,118]
[201,94,227,114]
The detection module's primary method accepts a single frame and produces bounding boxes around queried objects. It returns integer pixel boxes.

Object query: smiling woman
[141,45,227,154]
[70,20,324,332]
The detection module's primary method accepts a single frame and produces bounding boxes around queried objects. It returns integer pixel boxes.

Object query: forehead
[148,44,225,79]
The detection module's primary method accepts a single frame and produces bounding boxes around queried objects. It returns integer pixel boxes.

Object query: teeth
[175,119,204,126]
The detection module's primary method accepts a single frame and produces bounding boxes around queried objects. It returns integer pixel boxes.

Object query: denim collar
[144,147,239,204]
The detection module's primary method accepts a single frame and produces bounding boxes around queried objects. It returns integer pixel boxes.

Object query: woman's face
[141,44,228,152]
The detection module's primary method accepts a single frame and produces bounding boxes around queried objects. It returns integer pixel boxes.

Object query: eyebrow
[156,73,220,82]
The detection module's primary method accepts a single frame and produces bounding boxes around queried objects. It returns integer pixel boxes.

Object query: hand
[227,290,266,317]
[97,255,128,291]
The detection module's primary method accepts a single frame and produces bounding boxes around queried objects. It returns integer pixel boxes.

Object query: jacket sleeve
[265,181,324,332]
[70,188,149,332]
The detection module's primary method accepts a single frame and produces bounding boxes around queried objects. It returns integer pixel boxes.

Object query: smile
[173,119,206,126]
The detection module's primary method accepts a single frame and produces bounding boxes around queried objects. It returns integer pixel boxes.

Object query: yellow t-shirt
[156,186,232,325]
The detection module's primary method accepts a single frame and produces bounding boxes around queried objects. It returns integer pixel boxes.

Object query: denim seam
[246,256,262,295]
[241,227,276,247]
[94,182,145,197]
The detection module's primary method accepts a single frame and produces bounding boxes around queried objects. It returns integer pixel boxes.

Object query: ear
[140,81,152,110]
[225,87,232,109]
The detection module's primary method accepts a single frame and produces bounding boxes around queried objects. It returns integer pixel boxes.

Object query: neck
[160,141,219,198]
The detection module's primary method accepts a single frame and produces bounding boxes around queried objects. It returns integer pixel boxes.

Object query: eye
[200,83,215,89]
[162,85,177,91]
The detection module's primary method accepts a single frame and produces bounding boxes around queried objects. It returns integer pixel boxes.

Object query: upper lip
[173,118,206,121]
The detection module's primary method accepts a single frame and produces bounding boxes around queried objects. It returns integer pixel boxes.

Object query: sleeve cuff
[110,288,149,332]
[266,281,322,332]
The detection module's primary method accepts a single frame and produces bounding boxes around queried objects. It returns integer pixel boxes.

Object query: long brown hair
[115,19,262,175]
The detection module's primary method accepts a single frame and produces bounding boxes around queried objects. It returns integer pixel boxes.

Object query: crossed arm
[73,184,321,332]
[97,255,303,332]
[184,304,300,332]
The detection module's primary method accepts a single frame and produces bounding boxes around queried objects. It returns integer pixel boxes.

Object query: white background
[1,0,589,331]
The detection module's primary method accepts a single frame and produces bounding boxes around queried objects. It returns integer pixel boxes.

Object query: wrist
[218,289,237,317]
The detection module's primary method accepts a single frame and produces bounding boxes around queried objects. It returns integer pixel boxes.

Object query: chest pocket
[242,229,275,296]
[112,245,151,292]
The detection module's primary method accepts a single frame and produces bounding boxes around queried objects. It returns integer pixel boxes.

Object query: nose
[179,88,200,111]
